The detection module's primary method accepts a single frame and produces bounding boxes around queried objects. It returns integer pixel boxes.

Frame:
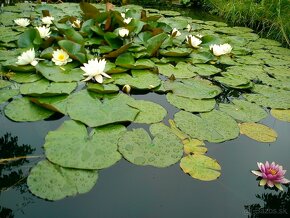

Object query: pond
[1,2,290,218]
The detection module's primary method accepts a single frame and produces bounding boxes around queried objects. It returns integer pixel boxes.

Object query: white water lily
[81,58,111,83]
[14,18,30,27]
[186,35,202,48]
[16,48,38,66]
[118,28,129,37]
[121,12,126,19]
[42,16,54,26]
[171,28,181,37]
[195,34,203,38]
[186,24,191,32]
[72,19,81,28]
[52,49,72,66]
[36,26,51,39]
[123,17,132,24]
[122,84,131,94]
[210,43,232,56]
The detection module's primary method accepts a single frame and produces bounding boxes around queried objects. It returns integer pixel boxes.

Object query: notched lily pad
[180,154,221,181]
[270,109,290,122]
[27,160,98,201]
[0,89,19,104]
[239,122,277,142]
[157,62,197,78]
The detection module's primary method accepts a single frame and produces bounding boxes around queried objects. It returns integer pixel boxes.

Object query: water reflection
[244,186,290,217]
[0,133,35,218]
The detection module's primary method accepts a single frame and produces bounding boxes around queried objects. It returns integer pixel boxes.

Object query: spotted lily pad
[164,78,222,99]
[183,139,207,155]
[45,120,125,169]
[180,154,221,181]
[67,90,139,127]
[239,122,277,142]
[27,160,98,201]
[157,62,197,78]
[270,109,290,122]
[4,97,54,121]
[219,99,268,122]
[118,126,183,168]
[166,93,215,112]
[174,110,239,143]
[20,79,77,96]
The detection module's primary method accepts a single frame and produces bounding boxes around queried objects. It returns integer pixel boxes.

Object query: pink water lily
[252,161,290,191]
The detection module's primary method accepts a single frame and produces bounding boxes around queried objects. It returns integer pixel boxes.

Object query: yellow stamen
[58,54,66,61]
[268,168,277,175]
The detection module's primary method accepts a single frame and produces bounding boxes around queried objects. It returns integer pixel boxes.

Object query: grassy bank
[190,0,290,47]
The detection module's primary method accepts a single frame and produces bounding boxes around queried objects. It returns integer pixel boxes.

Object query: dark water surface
[1,3,290,218]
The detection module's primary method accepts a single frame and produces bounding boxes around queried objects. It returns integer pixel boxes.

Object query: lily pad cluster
[0,2,290,200]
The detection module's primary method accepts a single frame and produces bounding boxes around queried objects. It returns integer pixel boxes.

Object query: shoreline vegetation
[1,0,289,47]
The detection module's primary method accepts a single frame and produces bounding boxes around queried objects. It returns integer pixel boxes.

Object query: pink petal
[265,161,270,168]
[251,170,262,177]
[267,180,274,187]
[280,178,290,184]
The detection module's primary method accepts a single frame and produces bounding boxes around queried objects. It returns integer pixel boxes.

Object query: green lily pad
[174,110,239,143]
[115,53,155,69]
[270,109,290,122]
[157,62,197,78]
[27,160,98,201]
[86,83,119,94]
[0,89,19,104]
[35,62,83,82]
[183,139,207,155]
[192,64,221,76]
[180,154,221,181]
[118,126,183,168]
[4,97,54,121]
[239,122,277,143]
[9,72,43,83]
[166,93,215,112]
[0,80,12,88]
[164,78,222,99]
[67,90,139,127]
[29,95,69,114]
[44,120,125,169]
[219,99,268,122]
[214,74,253,89]
[112,69,161,90]
[20,79,77,96]
[159,48,192,57]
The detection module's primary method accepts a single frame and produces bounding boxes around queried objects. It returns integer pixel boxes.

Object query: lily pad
[174,110,239,143]
[9,72,43,83]
[192,64,221,76]
[115,53,155,69]
[219,99,268,122]
[239,122,277,143]
[157,62,197,78]
[164,78,222,99]
[183,139,207,155]
[166,93,215,112]
[180,154,221,181]
[67,90,139,127]
[112,69,161,90]
[0,89,19,104]
[270,109,290,122]
[44,120,125,169]
[214,74,253,89]
[20,79,77,96]
[118,126,183,168]
[87,83,119,94]
[0,80,12,88]
[4,97,54,121]
[30,95,69,114]
[159,48,192,57]
[27,160,98,201]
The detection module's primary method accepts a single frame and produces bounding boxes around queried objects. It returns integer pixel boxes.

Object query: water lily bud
[123,17,132,24]
[122,84,131,94]
[118,28,129,37]
[186,24,191,32]
[171,28,181,37]
[41,16,54,26]
[72,19,81,28]
[186,35,202,48]
[210,43,232,56]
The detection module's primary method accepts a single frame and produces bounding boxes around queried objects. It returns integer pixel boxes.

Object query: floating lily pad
[118,126,183,168]
[164,78,222,99]
[115,53,155,69]
[35,62,83,82]
[87,83,119,94]
[183,139,207,155]
[239,122,277,143]
[180,154,221,181]
[214,74,253,89]
[0,80,12,88]
[157,62,197,78]
[27,160,98,201]
[112,69,161,90]
[30,95,69,114]
[219,99,268,122]
[4,97,54,121]
[45,120,125,169]
[192,64,221,76]
[0,89,19,104]
[270,109,290,122]
[20,79,77,96]
[174,110,239,143]
[67,90,139,127]
[159,48,192,57]
[9,72,43,83]
[166,93,215,112]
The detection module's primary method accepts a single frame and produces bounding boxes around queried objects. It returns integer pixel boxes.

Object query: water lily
[123,17,132,24]
[81,58,111,83]
[72,19,81,28]
[14,18,30,27]
[42,16,54,26]
[36,26,51,39]
[252,161,290,191]
[171,28,181,37]
[122,84,131,94]
[16,48,38,66]
[210,43,232,56]
[52,49,72,66]
[119,28,129,37]
[186,35,202,48]
[195,34,203,38]
[186,24,191,32]
[121,12,126,19]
